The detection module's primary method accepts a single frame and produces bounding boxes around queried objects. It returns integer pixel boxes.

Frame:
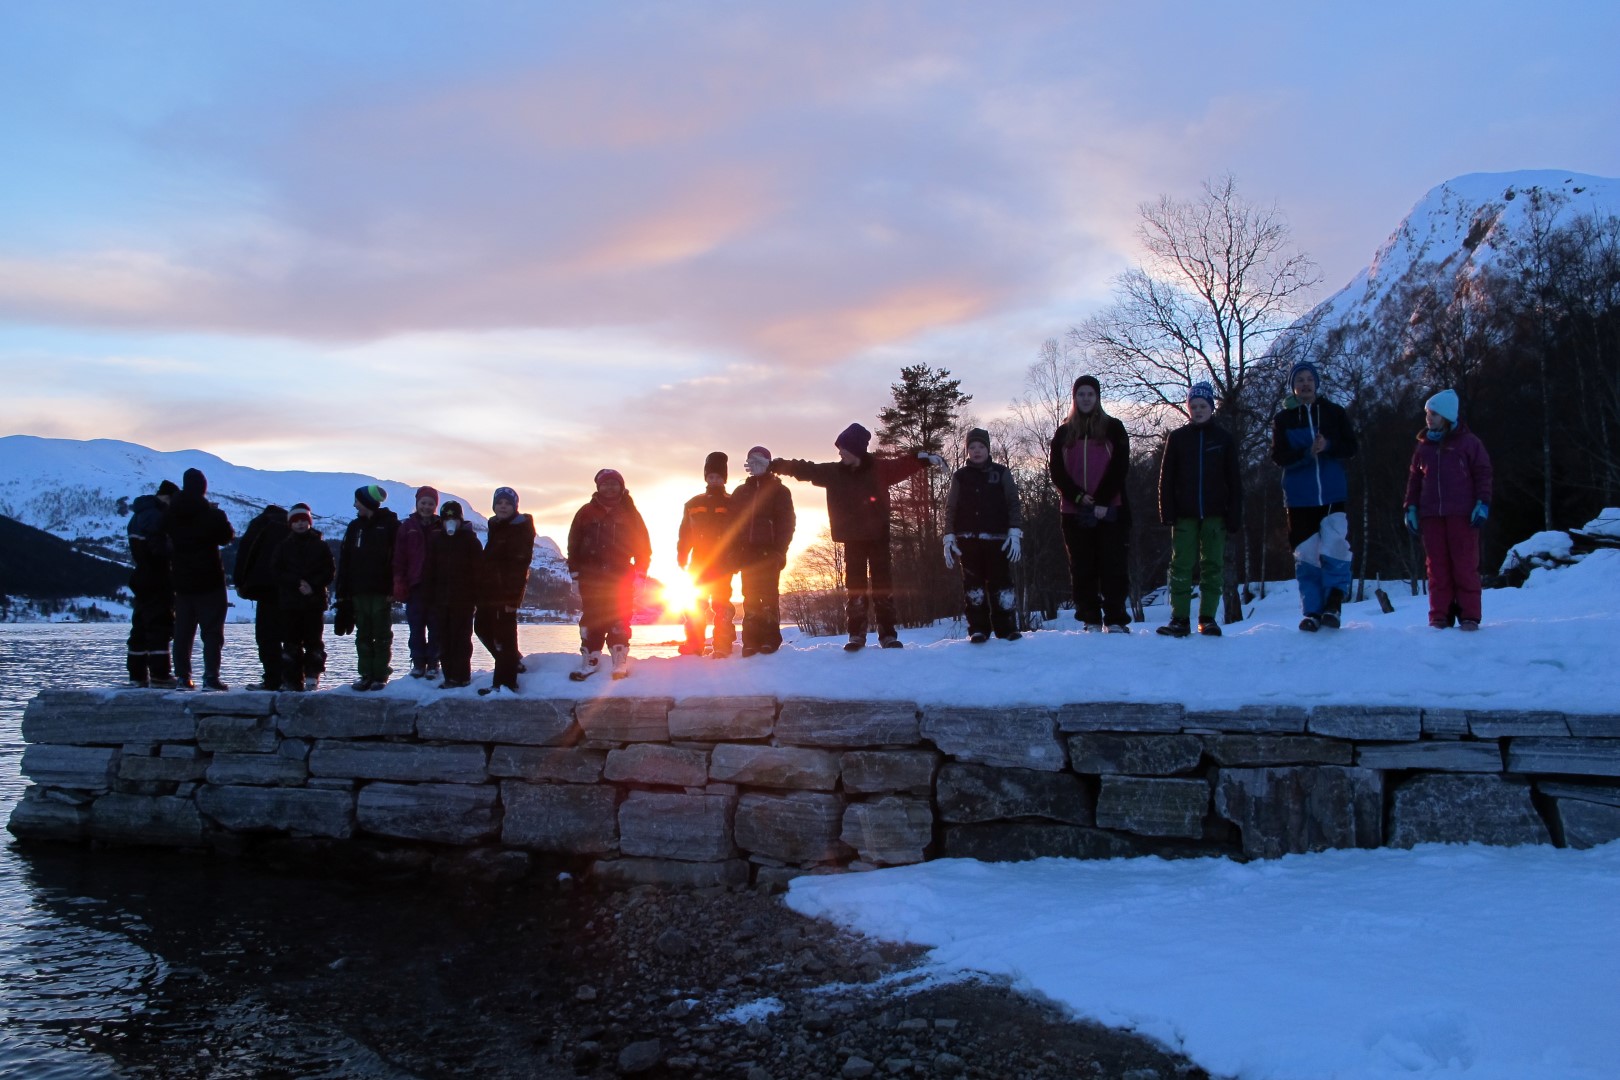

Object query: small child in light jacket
[1403,389,1493,630]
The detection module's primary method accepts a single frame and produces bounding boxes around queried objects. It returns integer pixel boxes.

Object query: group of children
[122,366,1493,693]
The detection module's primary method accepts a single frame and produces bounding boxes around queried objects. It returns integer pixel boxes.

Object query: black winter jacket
[126,494,172,596]
[165,491,234,594]
[946,461,1022,536]
[336,508,399,598]
[567,496,650,579]
[271,529,336,611]
[424,527,482,611]
[772,453,925,544]
[729,474,795,565]
[483,513,537,608]
[233,505,290,601]
[677,487,735,582]
[1158,421,1243,528]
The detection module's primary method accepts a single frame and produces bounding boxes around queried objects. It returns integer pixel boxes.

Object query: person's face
[1074,385,1098,413]
[291,518,310,534]
[1189,398,1213,424]
[1425,408,1448,432]
[596,478,624,502]
[354,499,373,517]
[967,442,989,465]
[745,453,769,477]
[493,498,516,521]
[704,471,725,488]
[1293,369,1318,403]
[837,447,859,466]
[416,493,437,517]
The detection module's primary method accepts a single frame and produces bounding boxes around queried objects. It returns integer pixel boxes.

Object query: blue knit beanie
[1189,381,1215,407]
[492,486,519,509]
[1426,389,1459,424]
[1289,361,1319,390]
[835,423,871,455]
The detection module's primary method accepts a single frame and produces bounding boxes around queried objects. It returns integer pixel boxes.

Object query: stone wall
[9,690,1620,886]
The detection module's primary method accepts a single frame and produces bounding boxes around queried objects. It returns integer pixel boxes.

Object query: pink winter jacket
[1403,424,1493,518]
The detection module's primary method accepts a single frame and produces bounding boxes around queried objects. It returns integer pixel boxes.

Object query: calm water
[0,622,689,1079]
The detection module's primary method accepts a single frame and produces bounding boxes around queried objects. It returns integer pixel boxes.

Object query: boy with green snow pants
[1157,382,1242,637]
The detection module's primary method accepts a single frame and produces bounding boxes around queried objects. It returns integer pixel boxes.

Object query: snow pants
[958,536,1017,638]
[1421,515,1481,625]
[843,539,898,641]
[475,606,522,690]
[1061,513,1129,628]
[253,600,284,686]
[437,604,475,683]
[576,572,633,655]
[351,594,393,683]
[279,607,324,688]
[739,557,784,652]
[682,575,736,654]
[1169,517,1227,622]
[1287,506,1352,617]
[405,585,440,670]
[173,588,227,684]
[126,587,173,683]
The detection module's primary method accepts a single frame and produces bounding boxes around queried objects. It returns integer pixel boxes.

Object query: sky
[3,1,1618,561]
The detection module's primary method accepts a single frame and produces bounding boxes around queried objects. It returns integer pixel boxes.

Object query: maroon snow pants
[1421,514,1481,624]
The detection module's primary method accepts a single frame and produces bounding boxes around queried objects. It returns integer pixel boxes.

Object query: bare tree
[781,530,846,638]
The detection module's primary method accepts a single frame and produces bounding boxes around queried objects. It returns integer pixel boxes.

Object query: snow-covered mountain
[0,434,569,580]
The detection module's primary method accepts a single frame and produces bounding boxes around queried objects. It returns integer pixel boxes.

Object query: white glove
[918,451,945,467]
[1002,528,1023,563]
[942,533,961,569]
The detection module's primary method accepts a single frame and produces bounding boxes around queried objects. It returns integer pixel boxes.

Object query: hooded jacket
[677,486,735,582]
[336,507,400,598]
[1271,395,1358,508]
[1048,417,1130,516]
[233,505,290,602]
[771,453,925,544]
[165,474,235,594]
[271,528,336,611]
[1158,419,1243,527]
[946,459,1022,536]
[1404,423,1493,518]
[729,473,795,565]
[393,511,440,597]
[568,495,651,578]
[483,512,538,608]
[126,493,172,595]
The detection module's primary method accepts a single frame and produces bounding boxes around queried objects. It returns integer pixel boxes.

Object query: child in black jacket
[424,501,482,688]
[943,428,1023,643]
[271,503,335,690]
[1156,382,1242,637]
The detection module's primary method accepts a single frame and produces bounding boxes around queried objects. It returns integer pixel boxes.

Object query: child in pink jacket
[1403,389,1493,630]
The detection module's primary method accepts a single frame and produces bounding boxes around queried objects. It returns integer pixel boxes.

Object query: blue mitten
[1404,506,1420,536]
[1470,501,1489,528]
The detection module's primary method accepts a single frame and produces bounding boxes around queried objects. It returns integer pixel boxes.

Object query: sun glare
[659,570,699,619]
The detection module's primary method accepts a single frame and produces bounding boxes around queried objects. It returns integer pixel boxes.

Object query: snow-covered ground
[786,842,1620,1080]
[356,548,1620,715]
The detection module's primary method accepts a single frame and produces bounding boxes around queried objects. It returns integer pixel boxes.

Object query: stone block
[1506,738,1620,777]
[574,698,673,743]
[941,822,1144,862]
[206,752,309,787]
[1213,766,1383,859]
[501,781,619,853]
[735,792,846,863]
[309,742,488,783]
[922,707,1065,771]
[196,784,355,838]
[186,690,278,717]
[1555,799,1620,849]
[1094,777,1208,838]
[1056,702,1186,733]
[774,699,919,748]
[490,746,607,783]
[88,794,206,846]
[22,695,197,745]
[1308,706,1421,741]
[416,698,578,746]
[120,753,210,783]
[1467,711,1569,738]
[276,694,416,739]
[841,798,932,865]
[1355,742,1503,772]
[604,745,711,787]
[278,738,311,760]
[618,791,734,861]
[6,792,90,842]
[839,750,939,795]
[936,763,1093,825]
[590,857,751,890]
[357,782,500,844]
[1067,733,1203,775]
[196,715,279,754]
[1565,714,1620,738]
[1421,708,1470,736]
[1535,780,1620,808]
[20,745,120,791]
[667,696,776,741]
[1202,735,1352,767]
[708,744,839,790]
[1183,706,1307,734]
[1389,774,1550,848]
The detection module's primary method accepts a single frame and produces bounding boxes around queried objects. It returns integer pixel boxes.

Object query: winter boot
[1197,617,1222,637]
[969,632,989,644]
[1299,615,1320,632]
[1320,588,1344,629]
[998,630,1023,641]
[843,634,865,653]
[1459,619,1481,632]
[879,635,903,649]
[610,644,630,680]
[1156,618,1191,638]
[1081,622,1104,633]
[304,675,320,691]
[569,650,602,682]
